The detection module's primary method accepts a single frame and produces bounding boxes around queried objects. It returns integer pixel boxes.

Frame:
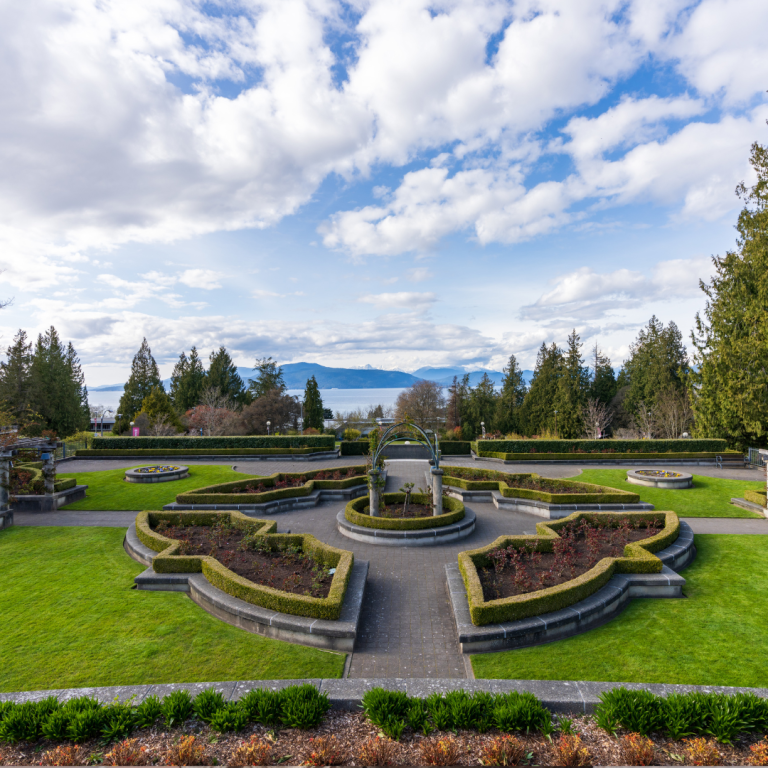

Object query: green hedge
[442,467,640,504]
[344,493,465,530]
[10,466,75,494]
[472,438,730,454]
[54,477,77,492]
[439,441,472,455]
[135,510,353,620]
[16,461,43,470]
[744,489,767,507]
[475,450,738,461]
[458,510,679,625]
[93,435,334,450]
[176,466,368,505]
[77,447,327,457]
[340,441,369,456]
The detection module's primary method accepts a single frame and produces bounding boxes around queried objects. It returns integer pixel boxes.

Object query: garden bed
[345,493,465,530]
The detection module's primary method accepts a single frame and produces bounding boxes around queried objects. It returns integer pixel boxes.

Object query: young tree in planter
[303,375,324,432]
[208,346,249,407]
[116,338,163,432]
[248,356,286,399]
[495,354,527,435]
[0,329,32,422]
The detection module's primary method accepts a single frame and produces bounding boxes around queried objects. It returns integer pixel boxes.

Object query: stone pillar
[42,451,56,495]
[0,455,10,512]
[368,469,381,517]
[431,467,443,516]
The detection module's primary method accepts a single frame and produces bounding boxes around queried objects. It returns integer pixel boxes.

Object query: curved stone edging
[627,469,693,489]
[336,508,476,546]
[125,466,189,484]
[446,521,696,653]
[123,523,367,651]
[10,484,89,512]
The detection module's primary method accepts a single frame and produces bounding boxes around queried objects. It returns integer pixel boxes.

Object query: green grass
[472,535,768,687]
[58,465,261,510]
[0,527,345,692]
[572,468,765,518]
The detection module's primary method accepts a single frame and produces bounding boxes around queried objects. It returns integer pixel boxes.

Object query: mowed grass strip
[573,468,765,518]
[0,527,345,692]
[58,465,261,510]
[472,535,768,688]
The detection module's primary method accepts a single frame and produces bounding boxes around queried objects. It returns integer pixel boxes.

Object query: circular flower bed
[344,493,465,530]
[626,468,692,489]
[135,465,182,474]
[635,469,683,478]
[125,465,189,484]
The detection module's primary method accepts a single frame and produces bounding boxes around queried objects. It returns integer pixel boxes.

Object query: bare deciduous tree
[653,386,694,439]
[582,398,613,439]
[148,414,181,436]
[395,380,446,431]
[632,401,655,439]
[186,386,235,435]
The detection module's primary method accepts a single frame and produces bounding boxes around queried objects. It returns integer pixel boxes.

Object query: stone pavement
[681,517,768,534]
[13,510,138,527]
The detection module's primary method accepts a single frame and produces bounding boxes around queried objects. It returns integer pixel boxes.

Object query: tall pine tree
[170,347,206,411]
[116,338,162,431]
[554,330,590,439]
[691,141,768,448]
[208,347,248,406]
[589,343,617,404]
[495,354,527,435]
[0,329,32,422]
[248,357,286,399]
[520,343,563,435]
[463,373,499,439]
[302,375,324,431]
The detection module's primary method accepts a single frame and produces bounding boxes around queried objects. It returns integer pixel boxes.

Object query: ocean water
[89,387,409,415]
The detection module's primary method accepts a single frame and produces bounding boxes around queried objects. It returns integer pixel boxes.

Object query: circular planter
[125,465,189,484]
[337,508,475,546]
[626,468,692,489]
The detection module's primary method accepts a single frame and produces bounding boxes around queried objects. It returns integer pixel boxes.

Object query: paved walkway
[681,517,768,534]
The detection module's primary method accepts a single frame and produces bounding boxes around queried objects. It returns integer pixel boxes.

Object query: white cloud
[407,267,434,282]
[358,291,436,308]
[179,269,224,290]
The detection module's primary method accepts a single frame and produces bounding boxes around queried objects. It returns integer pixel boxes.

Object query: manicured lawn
[574,468,764,518]
[472,535,768,687]
[58,465,261,510]
[0,527,345,692]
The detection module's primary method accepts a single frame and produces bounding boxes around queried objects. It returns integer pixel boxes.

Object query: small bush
[39,744,90,766]
[279,685,330,729]
[419,735,461,766]
[228,735,273,766]
[238,689,282,726]
[162,690,194,728]
[620,733,656,766]
[101,702,136,742]
[192,688,226,724]
[133,696,162,729]
[491,691,552,734]
[552,734,592,766]
[209,703,248,733]
[42,710,71,741]
[103,738,150,766]
[479,734,526,765]
[163,735,208,766]
[0,702,43,743]
[684,737,723,766]
[357,736,398,766]
[304,735,347,766]
[361,688,410,730]
[66,707,104,743]
[749,739,768,766]
[408,698,432,735]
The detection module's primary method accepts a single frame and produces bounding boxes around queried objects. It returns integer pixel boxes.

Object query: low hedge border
[16,461,43,470]
[475,450,738,461]
[744,489,767,507]
[93,435,335,450]
[458,510,679,625]
[442,467,639,504]
[340,441,369,456]
[76,448,329,457]
[176,466,368,505]
[11,466,76,494]
[471,438,728,454]
[439,441,472,455]
[135,510,353,620]
[344,493,465,530]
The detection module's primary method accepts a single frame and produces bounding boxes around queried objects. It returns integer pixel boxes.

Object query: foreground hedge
[11,466,77,495]
[176,466,368,505]
[340,441,369,456]
[744,489,767,507]
[136,510,353,620]
[77,447,326,457]
[439,441,472,455]
[345,493,465,530]
[442,467,639,504]
[475,450,739,461]
[458,510,679,625]
[471,438,730,454]
[93,435,334,449]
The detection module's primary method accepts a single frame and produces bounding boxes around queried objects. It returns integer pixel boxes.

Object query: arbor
[691,141,768,448]
[495,354,527,435]
[554,330,590,439]
[521,343,563,435]
[170,347,206,412]
[248,357,286,399]
[0,329,32,422]
[208,347,248,406]
[303,376,324,432]
[116,338,163,432]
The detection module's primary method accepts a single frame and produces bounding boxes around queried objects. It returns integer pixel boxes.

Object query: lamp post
[554,410,558,436]
[266,420,271,436]
[130,421,135,437]
[299,402,304,435]
[481,421,486,438]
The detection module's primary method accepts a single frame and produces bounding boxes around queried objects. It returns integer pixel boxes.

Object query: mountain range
[89,362,535,391]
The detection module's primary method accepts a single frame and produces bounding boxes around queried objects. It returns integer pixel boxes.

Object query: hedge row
[175,466,368,505]
[11,466,77,495]
[340,441,369,456]
[439,441,472,455]
[744,489,767,507]
[442,467,639,504]
[471,438,729,454]
[475,450,736,461]
[458,510,679,625]
[77,448,327,457]
[344,493,465,530]
[93,435,334,449]
[136,511,353,620]
[16,461,43,470]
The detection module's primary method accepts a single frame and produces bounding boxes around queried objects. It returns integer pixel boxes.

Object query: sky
[0,0,766,387]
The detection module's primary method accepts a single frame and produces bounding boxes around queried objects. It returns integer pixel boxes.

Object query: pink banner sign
[132,427,140,436]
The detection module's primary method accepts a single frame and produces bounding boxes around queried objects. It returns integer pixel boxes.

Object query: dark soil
[378,502,434,518]
[153,521,333,598]
[444,467,599,494]
[242,468,365,494]
[479,518,664,599]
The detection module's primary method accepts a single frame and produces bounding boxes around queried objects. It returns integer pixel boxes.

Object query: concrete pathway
[13,511,138,527]
[681,517,768,534]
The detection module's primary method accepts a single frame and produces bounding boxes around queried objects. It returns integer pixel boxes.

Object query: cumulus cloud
[179,269,224,290]
[358,292,436,308]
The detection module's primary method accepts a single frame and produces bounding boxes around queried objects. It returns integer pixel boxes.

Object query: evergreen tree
[0,329,32,421]
[115,338,162,432]
[589,343,618,404]
[554,330,590,438]
[208,347,248,406]
[520,343,563,435]
[303,375,324,431]
[495,354,527,434]
[136,385,183,433]
[445,374,470,435]
[621,316,689,417]
[691,141,768,448]
[171,346,206,411]
[248,357,286,399]
[169,351,188,408]
[65,341,90,431]
[463,373,499,439]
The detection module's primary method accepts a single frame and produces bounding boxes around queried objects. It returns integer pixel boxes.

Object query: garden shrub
[162,689,194,728]
[133,696,162,729]
[340,440,369,456]
[479,734,526,766]
[438,441,472,455]
[551,734,592,766]
[78,447,326,457]
[192,688,226,724]
[209,703,248,733]
[304,735,348,766]
[458,511,679,625]
[238,689,283,726]
[342,428,361,441]
[344,493,465,530]
[744,489,767,507]
[357,736,398,766]
[92,436,334,450]
[278,684,330,729]
[476,450,740,461]
[473,438,729,454]
[228,736,273,767]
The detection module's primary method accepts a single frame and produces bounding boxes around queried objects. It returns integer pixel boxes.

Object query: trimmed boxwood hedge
[474,450,739,461]
[344,493,465,530]
[471,438,729,454]
[93,435,334,450]
[176,466,369,505]
[340,441,369,456]
[442,467,640,504]
[11,466,77,494]
[439,441,472,455]
[135,510,353,620]
[458,510,680,625]
[77,447,326,457]
[744,489,767,507]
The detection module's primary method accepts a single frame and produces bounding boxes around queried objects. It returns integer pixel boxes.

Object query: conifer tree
[171,347,206,412]
[589,343,617,404]
[248,357,286,399]
[520,343,563,435]
[65,341,90,430]
[207,347,248,406]
[463,373,498,439]
[445,374,470,435]
[554,330,590,439]
[495,354,527,434]
[0,329,32,421]
[302,375,324,431]
[691,141,768,448]
[136,386,183,433]
[169,351,188,408]
[116,338,162,432]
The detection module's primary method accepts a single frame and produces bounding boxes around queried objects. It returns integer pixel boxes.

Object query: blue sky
[0,0,766,386]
